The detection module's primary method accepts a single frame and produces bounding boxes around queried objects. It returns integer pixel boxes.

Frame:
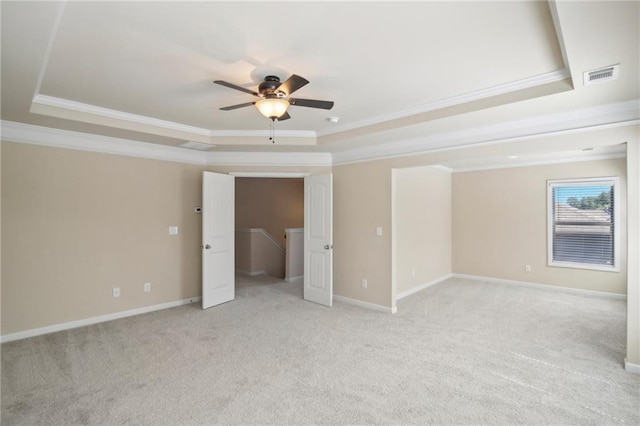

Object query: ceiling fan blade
[276,111,291,121]
[277,74,309,96]
[289,98,334,110]
[213,80,259,97]
[220,102,255,111]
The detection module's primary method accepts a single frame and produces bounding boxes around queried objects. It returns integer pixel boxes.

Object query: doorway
[235,176,304,280]
[201,172,334,309]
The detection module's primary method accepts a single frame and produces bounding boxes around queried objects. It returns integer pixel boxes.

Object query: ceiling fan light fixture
[255,98,289,119]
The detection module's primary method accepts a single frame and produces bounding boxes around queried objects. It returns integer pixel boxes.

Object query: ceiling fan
[214,74,334,121]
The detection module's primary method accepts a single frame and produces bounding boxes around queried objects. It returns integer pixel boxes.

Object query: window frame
[547,177,620,272]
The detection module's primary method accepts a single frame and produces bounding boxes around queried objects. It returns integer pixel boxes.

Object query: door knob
[204,244,211,249]
[324,244,333,250]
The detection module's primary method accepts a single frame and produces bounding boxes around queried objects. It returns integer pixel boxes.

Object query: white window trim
[547,177,620,272]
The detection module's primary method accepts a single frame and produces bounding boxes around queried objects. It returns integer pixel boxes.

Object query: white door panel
[304,174,333,307]
[202,172,235,309]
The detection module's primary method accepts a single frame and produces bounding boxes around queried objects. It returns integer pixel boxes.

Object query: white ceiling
[1,1,638,164]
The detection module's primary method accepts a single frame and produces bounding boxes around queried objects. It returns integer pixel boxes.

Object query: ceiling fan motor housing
[259,76,285,97]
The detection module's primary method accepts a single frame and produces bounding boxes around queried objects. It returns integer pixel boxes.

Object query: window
[547,177,619,271]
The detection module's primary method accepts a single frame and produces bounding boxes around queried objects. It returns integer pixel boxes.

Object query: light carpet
[2,276,639,424]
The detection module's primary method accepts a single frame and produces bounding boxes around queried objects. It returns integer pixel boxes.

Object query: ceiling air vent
[179,141,215,151]
[583,64,619,86]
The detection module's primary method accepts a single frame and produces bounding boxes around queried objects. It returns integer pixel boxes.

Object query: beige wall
[1,142,205,334]
[235,230,252,274]
[285,228,304,281]
[235,229,285,278]
[452,159,627,294]
[235,177,303,247]
[393,166,452,297]
[334,160,393,308]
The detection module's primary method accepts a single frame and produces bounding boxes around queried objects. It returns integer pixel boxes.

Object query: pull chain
[268,119,275,143]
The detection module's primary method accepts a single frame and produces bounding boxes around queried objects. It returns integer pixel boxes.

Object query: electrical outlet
[525,264,532,272]
[112,287,120,298]
[144,282,151,292]
[361,278,368,289]
[411,268,416,278]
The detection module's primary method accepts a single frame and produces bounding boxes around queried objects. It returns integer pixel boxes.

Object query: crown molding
[230,172,309,178]
[1,120,207,165]
[0,121,331,167]
[32,94,211,136]
[3,99,637,170]
[319,69,571,137]
[332,100,640,165]
[451,152,626,173]
[206,151,331,167]
[31,94,317,139]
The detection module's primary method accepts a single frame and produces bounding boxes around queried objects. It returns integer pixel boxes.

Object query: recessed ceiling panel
[39,1,564,134]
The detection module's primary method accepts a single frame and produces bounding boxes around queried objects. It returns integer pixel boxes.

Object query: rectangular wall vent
[179,141,215,151]
[583,64,619,86]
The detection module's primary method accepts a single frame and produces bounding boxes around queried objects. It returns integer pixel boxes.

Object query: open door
[202,172,235,309]
[304,173,333,307]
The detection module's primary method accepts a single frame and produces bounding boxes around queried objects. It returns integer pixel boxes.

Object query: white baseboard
[285,275,303,282]
[396,273,453,301]
[625,359,640,374]
[235,268,266,277]
[453,274,627,300]
[0,297,201,343]
[333,295,397,314]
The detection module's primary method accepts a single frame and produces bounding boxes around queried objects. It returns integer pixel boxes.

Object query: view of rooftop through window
[554,185,612,211]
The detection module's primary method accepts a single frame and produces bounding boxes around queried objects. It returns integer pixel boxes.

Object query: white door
[202,172,235,309]
[304,173,333,307]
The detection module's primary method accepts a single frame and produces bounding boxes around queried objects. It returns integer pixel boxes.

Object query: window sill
[548,261,619,273]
